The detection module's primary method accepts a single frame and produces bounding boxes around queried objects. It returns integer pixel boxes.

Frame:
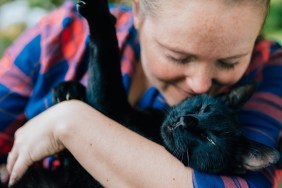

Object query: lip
[175,85,194,98]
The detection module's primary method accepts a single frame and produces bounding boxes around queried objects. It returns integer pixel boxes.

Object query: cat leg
[77,0,132,122]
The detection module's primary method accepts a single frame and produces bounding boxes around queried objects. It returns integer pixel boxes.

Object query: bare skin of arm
[7,100,192,188]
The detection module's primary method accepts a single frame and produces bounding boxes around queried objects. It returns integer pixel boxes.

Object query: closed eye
[193,105,202,113]
[166,55,193,65]
[203,104,212,113]
[216,60,238,70]
[200,133,216,146]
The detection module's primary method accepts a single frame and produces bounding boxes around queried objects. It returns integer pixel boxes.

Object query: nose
[179,116,198,129]
[186,66,213,94]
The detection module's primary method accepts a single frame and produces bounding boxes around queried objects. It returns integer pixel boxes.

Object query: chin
[160,88,186,106]
[165,96,184,106]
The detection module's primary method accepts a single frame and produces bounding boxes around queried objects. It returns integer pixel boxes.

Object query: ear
[241,138,280,171]
[132,0,142,29]
[220,82,257,108]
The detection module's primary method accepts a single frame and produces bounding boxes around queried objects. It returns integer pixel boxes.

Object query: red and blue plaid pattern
[0,2,281,187]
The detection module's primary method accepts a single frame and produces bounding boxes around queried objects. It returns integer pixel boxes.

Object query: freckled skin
[136,0,264,105]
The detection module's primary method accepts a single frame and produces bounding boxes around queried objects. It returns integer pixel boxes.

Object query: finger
[8,154,31,187]
[0,164,9,183]
[6,151,18,174]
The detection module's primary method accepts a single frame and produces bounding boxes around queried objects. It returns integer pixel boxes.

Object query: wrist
[52,100,91,150]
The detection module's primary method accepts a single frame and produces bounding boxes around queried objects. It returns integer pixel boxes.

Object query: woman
[1,0,282,187]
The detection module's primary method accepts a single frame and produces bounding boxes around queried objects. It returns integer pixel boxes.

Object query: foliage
[262,0,282,42]
[27,0,65,10]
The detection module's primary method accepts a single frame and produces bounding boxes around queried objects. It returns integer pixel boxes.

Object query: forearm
[55,100,192,188]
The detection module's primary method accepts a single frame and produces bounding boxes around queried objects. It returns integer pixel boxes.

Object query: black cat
[67,0,279,174]
[5,0,279,187]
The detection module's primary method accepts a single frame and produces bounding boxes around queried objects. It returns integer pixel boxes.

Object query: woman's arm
[7,100,192,188]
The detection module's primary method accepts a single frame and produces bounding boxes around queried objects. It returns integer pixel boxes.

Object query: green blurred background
[263,0,282,42]
[0,0,281,57]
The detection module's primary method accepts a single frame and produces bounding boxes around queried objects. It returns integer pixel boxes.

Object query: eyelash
[167,55,238,70]
[217,61,237,70]
[167,55,190,65]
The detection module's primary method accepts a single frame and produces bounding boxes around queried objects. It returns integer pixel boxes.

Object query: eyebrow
[156,40,189,55]
[220,53,250,61]
[156,40,250,60]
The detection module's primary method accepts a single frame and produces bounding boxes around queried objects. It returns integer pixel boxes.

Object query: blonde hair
[139,0,270,17]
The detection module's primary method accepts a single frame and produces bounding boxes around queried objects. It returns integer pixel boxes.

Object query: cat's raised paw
[76,1,86,11]
[76,0,110,22]
[76,1,87,18]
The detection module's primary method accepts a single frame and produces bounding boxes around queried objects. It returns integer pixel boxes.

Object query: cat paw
[76,0,110,22]
[52,81,86,104]
[76,1,88,18]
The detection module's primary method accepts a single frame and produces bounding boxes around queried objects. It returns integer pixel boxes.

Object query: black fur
[4,0,279,187]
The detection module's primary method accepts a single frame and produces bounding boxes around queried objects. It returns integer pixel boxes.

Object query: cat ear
[241,138,280,171]
[220,82,257,108]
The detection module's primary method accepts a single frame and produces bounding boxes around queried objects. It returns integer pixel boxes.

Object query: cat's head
[161,83,280,174]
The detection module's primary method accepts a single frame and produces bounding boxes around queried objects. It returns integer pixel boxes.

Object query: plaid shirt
[0,2,282,187]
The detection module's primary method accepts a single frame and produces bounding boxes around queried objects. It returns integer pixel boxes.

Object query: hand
[6,103,68,186]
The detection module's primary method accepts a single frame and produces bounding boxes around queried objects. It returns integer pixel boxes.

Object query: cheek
[215,59,251,86]
[141,43,184,83]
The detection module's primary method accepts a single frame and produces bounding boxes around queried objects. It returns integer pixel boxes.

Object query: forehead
[145,0,264,58]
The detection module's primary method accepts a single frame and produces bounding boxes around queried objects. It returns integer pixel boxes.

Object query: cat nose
[179,116,198,128]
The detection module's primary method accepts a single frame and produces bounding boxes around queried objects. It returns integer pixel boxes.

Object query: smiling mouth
[175,85,194,98]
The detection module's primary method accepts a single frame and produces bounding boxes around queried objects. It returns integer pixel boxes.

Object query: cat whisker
[172,147,180,157]
[174,140,186,164]
[182,114,199,117]
[163,108,171,115]
[173,147,185,163]
[180,150,184,164]
[187,148,190,166]
[177,148,182,159]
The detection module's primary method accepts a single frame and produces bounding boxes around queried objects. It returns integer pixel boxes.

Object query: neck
[128,62,149,106]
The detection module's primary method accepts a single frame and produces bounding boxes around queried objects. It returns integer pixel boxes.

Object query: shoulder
[109,4,135,48]
[242,38,282,82]
[110,3,133,26]
[237,39,282,151]
[37,2,135,50]
[5,1,89,63]
[250,38,281,70]
[37,2,88,40]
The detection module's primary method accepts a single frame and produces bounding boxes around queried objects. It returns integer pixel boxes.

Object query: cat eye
[203,104,212,113]
[206,136,216,146]
[193,105,202,113]
[201,133,216,146]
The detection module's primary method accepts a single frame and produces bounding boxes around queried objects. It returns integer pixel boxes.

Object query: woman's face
[133,0,265,106]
